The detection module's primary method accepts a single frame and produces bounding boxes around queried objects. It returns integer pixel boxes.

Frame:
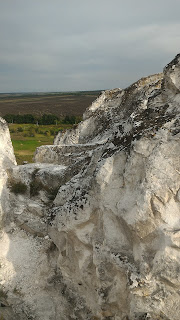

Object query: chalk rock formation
[0,118,16,220]
[0,54,180,320]
[0,118,17,319]
[0,117,16,230]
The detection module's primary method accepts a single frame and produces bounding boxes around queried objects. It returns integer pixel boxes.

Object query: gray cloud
[0,0,180,92]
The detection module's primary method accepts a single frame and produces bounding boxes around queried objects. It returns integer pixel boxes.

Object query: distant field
[9,123,73,164]
[3,91,102,164]
[0,91,101,118]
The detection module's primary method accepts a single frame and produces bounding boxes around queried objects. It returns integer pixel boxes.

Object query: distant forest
[4,113,80,125]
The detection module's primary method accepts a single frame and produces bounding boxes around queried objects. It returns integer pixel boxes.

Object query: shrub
[28,126,36,137]
[9,181,27,194]
[44,130,50,136]
[17,126,23,132]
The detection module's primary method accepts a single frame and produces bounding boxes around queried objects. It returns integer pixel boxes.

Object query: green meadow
[9,123,73,164]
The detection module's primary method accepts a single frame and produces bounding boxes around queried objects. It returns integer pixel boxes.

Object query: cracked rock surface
[0,55,180,320]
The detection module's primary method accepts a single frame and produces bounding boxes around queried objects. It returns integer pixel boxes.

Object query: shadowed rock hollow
[0,55,180,320]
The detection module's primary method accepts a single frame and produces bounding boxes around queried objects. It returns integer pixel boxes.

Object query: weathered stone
[0,118,16,226]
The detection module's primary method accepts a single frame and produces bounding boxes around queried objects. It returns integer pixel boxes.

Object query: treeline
[4,114,80,125]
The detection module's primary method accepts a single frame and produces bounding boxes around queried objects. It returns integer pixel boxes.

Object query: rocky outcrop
[0,55,180,320]
[0,119,17,319]
[0,118,16,222]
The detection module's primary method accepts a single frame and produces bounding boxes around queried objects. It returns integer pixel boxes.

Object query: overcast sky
[0,0,180,93]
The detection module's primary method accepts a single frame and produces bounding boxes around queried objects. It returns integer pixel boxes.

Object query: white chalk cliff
[0,55,180,320]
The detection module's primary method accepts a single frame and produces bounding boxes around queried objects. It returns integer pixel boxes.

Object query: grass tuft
[9,181,27,194]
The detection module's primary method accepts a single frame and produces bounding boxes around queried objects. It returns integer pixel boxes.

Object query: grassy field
[3,91,102,164]
[0,91,101,118]
[9,123,73,164]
